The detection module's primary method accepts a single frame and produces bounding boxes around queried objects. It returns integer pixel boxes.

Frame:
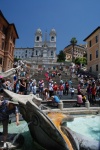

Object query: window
[90,54,92,61]
[26,50,27,53]
[96,65,98,71]
[10,43,12,53]
[12,47,14,56]
[2,25,6,34]
[0,23,2,31]
[96,50,98,58]
[90,67,92,72]
[13,38,15,44]
[51,36,54,41]
[2,39,5,50]
[95,35,98,43]
[89,40,91,47]
[51,51,53,56]
[10,33,13,40]
[36,36,39,41]
[36,50,38,55]
[0,57,2,65]
[41,53,43,57]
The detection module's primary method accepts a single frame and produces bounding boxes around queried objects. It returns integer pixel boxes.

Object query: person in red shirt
[53,82,58,95]
[58,83,64,99]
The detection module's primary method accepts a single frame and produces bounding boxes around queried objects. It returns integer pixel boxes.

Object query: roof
[9,23,19,39]
[64,44,85,49]
[83,26,100,41]
[0,10,9,24]
[15,47,33,49]
[0,10,19,39]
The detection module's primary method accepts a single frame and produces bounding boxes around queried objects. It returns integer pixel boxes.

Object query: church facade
[14,28,57,64]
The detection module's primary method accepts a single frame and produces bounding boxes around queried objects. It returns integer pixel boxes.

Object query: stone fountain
[3,89,100,150]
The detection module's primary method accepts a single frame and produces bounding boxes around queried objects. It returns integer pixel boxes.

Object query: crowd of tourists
[0,60,100,148]
[0,61,100,105]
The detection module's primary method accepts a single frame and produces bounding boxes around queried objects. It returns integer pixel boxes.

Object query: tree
[14,57,21,62]
[70,37,77,62]
[57,50,66,62]
[75,57,87,66]
[83,52,87,58]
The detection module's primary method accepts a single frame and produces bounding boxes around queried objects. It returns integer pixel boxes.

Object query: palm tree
[70,37,77,62]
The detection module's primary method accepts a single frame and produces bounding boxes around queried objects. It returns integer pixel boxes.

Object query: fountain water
[12,121,33,145]
[67,115,100,141]
[0,121,33,150]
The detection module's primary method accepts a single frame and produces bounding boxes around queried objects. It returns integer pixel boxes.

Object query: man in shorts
[0,95,20,148]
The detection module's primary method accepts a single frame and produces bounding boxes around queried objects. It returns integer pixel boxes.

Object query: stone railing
[0,66,21,78]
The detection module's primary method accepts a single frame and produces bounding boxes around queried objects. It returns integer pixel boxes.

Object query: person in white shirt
[32,83,37,95]
[48,81,54,97]
[70,86,75,98]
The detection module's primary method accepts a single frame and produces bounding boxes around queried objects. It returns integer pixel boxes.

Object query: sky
[0,0,100,54]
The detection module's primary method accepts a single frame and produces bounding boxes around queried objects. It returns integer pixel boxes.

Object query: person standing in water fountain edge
[0,95,20,148]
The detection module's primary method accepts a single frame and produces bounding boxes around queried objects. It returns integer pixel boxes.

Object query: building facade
[14,28,57,64]
[63,44,86,61]
[0,10,19,72]
[84,26,100,77]
[14,47,34,59]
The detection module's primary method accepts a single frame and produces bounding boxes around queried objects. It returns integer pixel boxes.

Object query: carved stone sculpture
[4,89,100,150]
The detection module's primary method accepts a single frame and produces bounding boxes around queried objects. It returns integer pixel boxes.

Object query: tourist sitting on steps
[75,92,83,107]
[0,95,20,148]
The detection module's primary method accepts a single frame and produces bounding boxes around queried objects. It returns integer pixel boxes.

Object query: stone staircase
[31,69,79,89]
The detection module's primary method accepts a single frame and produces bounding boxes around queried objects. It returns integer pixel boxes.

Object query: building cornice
[64,44,86,49]
[83,26,100,41]
[0,10,9,25]
[0,10,19,39]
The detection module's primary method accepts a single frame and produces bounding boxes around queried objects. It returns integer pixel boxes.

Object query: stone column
[58,102,63,110]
